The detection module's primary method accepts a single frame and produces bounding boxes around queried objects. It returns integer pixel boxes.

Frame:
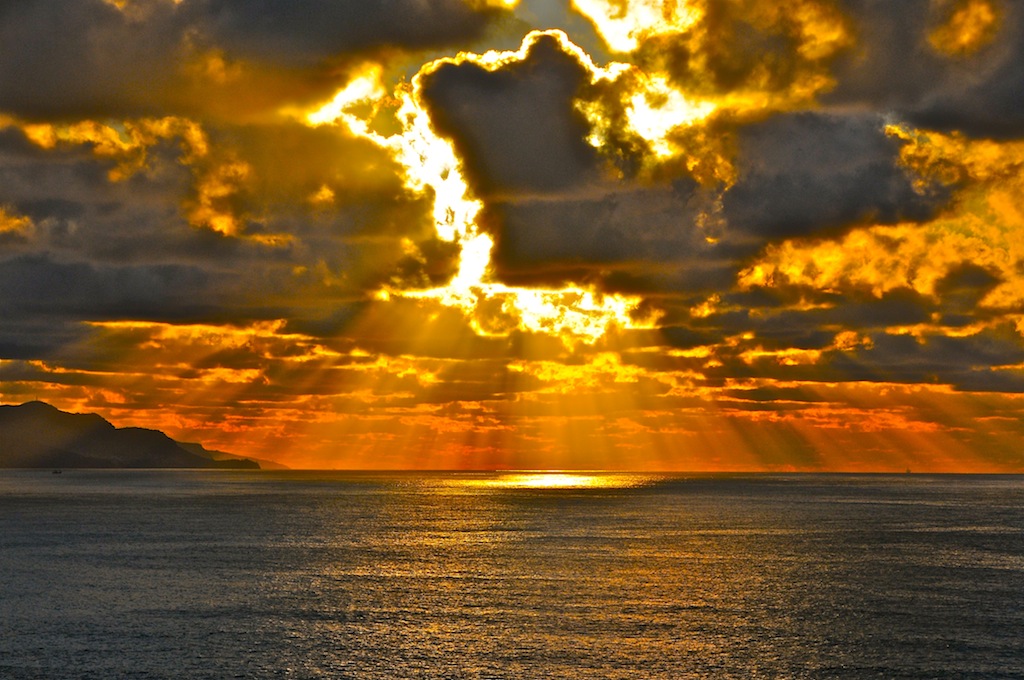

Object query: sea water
[1,471,1022,679]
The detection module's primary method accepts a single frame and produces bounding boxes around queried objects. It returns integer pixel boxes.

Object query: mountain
[176,441,288,470]
[0,401,261,469]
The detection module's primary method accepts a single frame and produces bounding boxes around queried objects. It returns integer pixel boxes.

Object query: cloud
[415,33,732,293]
[0,109,458,358]
[722,112,945,242]
[192,0,501,65]
[421,33,601,197]
[629,0,853,101]
[0,0,507,121]
[417,33,948,297]
[0,0,186,119]
[828,326,1024,392]
[827,0,1024,138]
[0,255,239,322]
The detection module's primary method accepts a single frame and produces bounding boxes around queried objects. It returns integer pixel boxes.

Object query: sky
[2,0,1024,471]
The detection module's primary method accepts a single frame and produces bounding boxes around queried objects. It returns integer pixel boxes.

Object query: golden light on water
[455,472,656,489]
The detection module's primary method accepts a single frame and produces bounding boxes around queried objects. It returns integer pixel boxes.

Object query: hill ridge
[0,402,261,469]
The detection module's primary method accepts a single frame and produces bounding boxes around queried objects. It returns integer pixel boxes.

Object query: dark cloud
[722,112,944,241]
[718,384,832,405]
[209,122,409,209]
[484,180,712,286]
[717,288,936,342]
[417,33,958,301]
[199,122,452,285]
[688,322,1024,393]
[0,254,239,323]
[421,33,599,197]
[192,0,498,65]
[0,0,185,118]
[829,0,1024,138]
[909,56,1024,138]
[705,261,1006,352]
[655,325,722,351]
[933,263,1002,322]
[829,326,1024,392]
[0,132,190,263]
[0,320,94,361]
[645,272,1024,394]
[0,0,505,120]
[826,0,943,109]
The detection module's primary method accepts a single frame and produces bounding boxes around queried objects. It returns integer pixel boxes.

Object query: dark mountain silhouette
[176,441,287,470]
[0,401,260,469]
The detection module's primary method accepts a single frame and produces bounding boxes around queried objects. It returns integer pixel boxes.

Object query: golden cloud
[929,0,1003,57]
[0,205,33,236]
[740,123,1024,315]
[575,0,853,103]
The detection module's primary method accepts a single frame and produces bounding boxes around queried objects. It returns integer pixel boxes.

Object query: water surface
[1,471,1022,678]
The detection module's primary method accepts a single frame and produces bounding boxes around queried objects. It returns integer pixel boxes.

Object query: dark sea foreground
[1,471,1022,679]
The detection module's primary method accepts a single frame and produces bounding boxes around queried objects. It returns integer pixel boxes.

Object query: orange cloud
[740,124,1024,313]
[929,0,1003,57]
[0,205,33,236]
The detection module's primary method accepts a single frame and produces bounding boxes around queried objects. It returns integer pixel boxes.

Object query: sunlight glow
[571,0,702,53]
[302,32,658,345]
[468,0,520,8]
[459,472,656,489]
[306,64,387,131]
[627,74,717,158]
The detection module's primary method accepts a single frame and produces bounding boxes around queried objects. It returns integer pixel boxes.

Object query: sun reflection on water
[455,472,656,490]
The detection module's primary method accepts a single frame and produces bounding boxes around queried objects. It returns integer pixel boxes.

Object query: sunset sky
[2,0,1024,470]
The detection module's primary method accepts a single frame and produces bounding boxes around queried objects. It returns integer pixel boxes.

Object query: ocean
[1,471,1021,679]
